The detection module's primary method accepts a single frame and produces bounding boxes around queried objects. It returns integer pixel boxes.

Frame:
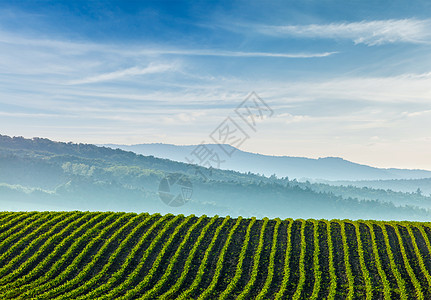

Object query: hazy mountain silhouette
[2,134,431,220]
[103,143,431,181]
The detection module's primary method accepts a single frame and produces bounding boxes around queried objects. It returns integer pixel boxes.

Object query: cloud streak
[257,19,431,46]
[0,30,336,60]
[68,63,178,85]
[137,49,337,58]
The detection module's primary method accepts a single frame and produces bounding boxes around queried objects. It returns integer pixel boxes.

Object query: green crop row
[159,216,219,299]
[236,217,268,300]
[1,212,431,299]
[219,217,256,299]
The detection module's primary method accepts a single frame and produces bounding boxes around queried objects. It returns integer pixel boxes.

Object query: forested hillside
[322,178,431,196]
[1,135,431,220]
[1,211,431,299]
[104,143,431,181]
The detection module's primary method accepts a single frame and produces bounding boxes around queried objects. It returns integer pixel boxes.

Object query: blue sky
[1,0,431,169]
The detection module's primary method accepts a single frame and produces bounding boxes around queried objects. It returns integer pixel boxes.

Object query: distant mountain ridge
[2,134,431,220]
[103,143,431,181]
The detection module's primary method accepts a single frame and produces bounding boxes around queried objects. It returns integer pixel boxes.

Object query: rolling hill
[1,134,431,220]
[321,177,431,196]
[103,143,431,181]
[1,211,431,299]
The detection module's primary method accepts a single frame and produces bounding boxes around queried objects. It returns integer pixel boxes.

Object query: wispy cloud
[257,19,431,46]
[68,63,178,85]
[402,109,431,118]
[0,30,336,60]
[137,49,337,58]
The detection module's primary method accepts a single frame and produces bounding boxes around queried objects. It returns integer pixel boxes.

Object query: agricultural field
[1,211,431,299]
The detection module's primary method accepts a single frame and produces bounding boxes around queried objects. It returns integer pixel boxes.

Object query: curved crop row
[236,217,268,300]
[178,217,231,299]
[414,224,431,292]
[159,216,220,299]
[0,212,29,231]
[197,217,243,300]
[219,217,256,299]
[39,213,137,299]
[366,222,391,300]
[0,212,104,297]
[2,212,431,299]
[0,212,80,283]
[255,218,281,300]
[273,218,294,300]
[120,215,195,299]
[391,223,423,299]
[325,220,337,300]
[0,212,13,222]
[0,213,88,286]
[53,213,153,299]
[75,214,166,299]
[21,212,126,298]
[0,212,53,265]
[291,220,306,300]
[9,212,113,299]
[377,222,408,299]
[405,224,431,291]
[310,220,321,300]
[141,215,207,299]
[0,212,37,242]
[353,222,373,300]
[339,221,355,299]
[98,214,182,300]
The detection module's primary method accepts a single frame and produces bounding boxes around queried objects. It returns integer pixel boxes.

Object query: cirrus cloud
[257,19,431,46]
[67,63,179,85]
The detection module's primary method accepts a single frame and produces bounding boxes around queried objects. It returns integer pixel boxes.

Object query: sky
[1,0,431,169]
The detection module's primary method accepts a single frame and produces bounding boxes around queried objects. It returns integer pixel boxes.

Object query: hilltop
[103,143,431,181]
[1,134,431,220]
